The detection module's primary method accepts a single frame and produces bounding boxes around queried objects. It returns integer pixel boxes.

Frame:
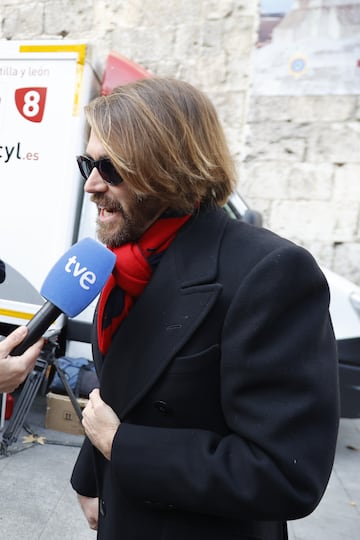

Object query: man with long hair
[71,77,339,540]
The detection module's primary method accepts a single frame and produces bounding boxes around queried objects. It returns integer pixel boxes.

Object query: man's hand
[0,326,44,393]
[82,388,121,460]
[77,494,99,530]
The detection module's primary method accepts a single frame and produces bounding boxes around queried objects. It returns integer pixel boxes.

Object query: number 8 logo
[15,87,47,123]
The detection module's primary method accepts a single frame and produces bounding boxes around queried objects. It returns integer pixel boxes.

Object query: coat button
[99,498,106,517]
[153,400,171,414]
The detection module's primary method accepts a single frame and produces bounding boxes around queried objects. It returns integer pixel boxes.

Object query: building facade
[1,0,359,283]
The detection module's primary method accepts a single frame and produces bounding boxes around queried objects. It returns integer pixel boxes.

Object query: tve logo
[65,255,96,291]
[15,87,47,123]
[41,238,116,318]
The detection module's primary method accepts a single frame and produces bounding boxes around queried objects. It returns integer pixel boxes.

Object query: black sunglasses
[76,155,124,186]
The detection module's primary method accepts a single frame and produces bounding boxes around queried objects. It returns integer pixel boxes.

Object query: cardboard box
[45,392,88,436]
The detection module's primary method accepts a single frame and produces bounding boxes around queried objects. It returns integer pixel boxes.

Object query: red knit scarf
[97,213,192,355]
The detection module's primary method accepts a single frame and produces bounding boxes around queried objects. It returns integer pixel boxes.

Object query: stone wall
[241,94,360,282]
[0,0,258,162]
[241,0,360,284]
[1,0,360,284]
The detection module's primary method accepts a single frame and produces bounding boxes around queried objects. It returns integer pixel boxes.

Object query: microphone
[11,238,116,356]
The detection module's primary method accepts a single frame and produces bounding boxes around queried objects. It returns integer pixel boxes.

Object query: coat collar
[96,205,228,418]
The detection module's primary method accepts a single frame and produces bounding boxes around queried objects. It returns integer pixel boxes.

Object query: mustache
[91,194,124,214]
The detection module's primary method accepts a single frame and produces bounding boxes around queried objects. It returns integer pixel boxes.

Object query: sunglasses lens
[98,160,122,186]
[76,156,123,186]
[76,156,93,180]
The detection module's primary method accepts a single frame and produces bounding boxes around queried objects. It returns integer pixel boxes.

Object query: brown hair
[85,77,237,212]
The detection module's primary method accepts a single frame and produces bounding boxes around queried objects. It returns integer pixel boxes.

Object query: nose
[84,168,108,193]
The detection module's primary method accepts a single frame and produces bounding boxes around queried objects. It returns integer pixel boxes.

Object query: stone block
[304,241,334,270]
[334,164,360,199]
[206,0,235,20]
[195,50,227,87]
[111,24,175,62]
[223,15,257,54]
[2,5,43,38]
[44,0,93,34]
[174,23,202,58]
[124,0,202,27]
[269,200,335,243]
[210,90,247,127]
[333,243,360,286]
[333,200,359,243]
[307,122,360,163]
[245,123,308,162]
[248,96,357,123]
[241,161,334,200]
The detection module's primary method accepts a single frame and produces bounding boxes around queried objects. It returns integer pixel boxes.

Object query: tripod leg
[0,358,48,453]
[52,358,83,422]
[1,393,7,429]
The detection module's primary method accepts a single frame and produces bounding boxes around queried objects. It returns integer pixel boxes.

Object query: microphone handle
[11,302,62,356]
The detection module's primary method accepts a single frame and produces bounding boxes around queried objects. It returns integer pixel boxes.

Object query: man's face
[83,130,166,248]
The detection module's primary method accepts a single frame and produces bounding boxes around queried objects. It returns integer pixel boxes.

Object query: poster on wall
[253,0,360,95]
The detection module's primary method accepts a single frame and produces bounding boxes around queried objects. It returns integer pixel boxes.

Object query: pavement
[0,393,359,540]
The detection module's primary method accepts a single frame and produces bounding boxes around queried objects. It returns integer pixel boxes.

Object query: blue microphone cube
[40,238,116,317]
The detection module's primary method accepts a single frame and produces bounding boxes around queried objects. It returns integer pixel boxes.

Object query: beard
[91,193,164,248]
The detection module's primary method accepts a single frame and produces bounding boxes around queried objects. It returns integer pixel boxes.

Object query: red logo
[15,87,47,123]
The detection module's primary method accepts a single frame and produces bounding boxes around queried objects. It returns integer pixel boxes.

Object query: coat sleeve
[110,243,340,521]
[71,436,99,497]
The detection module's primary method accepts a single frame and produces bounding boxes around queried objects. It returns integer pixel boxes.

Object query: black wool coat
[71,204,339,540]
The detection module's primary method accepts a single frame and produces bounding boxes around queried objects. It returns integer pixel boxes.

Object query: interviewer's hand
[0,326,44,393]
[82,388,120,460]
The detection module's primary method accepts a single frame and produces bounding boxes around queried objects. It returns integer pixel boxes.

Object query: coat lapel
[99,206,228,418]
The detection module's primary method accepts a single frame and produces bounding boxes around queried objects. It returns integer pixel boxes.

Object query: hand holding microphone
[0,326,43,393]
[10,237,116,355]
